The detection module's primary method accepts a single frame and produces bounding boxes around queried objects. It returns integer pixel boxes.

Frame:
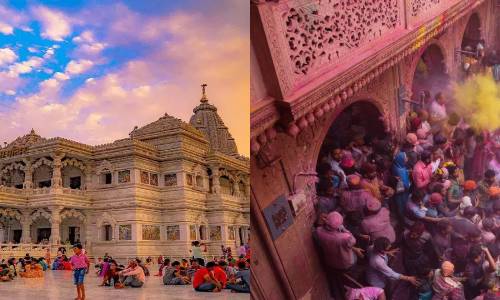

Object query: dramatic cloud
[32,6,72,41]
[65,59,94,75]
[0,48,17,66]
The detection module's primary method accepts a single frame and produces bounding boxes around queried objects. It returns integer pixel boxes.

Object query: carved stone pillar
[51,153,64,188]
[50,206,63,244]
[23,159,33,189]
[20,209,32,243]
[211,167,220,194]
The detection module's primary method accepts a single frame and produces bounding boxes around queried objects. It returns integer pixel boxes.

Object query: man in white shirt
[429,92,447,133]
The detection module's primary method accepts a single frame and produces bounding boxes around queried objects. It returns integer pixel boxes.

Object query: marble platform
[0,269,250,300]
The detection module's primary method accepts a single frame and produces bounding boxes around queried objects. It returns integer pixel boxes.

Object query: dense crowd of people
[314,92,499,300]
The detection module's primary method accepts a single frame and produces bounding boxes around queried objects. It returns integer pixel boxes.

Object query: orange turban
[488,186,500,197]
[463,180,477,191]
[441,261,454,276]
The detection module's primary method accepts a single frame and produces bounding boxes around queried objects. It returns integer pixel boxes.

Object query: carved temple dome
[189,84,238,156]
[3,129,46,149]
[129,113,203,140]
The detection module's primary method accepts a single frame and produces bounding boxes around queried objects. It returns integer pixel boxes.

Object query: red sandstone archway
[316,101,385,167]
[411,44,449,103]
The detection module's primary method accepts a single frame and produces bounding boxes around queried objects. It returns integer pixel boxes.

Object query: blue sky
[0,0,249,155]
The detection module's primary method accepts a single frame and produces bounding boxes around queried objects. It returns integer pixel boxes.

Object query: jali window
[119,224,132,240]
[142,225,160,240]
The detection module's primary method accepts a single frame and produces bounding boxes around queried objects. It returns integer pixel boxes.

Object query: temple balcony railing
[0,185,91,207]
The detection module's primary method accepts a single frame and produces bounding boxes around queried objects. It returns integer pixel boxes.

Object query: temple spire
[200,83,208,103]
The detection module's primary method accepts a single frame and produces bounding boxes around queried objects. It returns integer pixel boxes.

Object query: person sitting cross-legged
[115,260,145,288]
[99,260,121,287]
[192,261,223,292]
[226,261,250,293]
[163,261,189,285]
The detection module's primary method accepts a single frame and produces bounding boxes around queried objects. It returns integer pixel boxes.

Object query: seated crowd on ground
[313,93,500,300]
[0,239,250,295]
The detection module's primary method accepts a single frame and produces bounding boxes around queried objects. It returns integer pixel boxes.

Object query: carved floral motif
[285,0,400,76]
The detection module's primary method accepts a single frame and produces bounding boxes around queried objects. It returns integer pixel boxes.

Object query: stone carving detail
[285,0,400,76]
[0,208,22,220]
[62,158,87,171]
[411,0,440,17]
[32,157,53,169]
[97,212,116,228]
[95,160,113,175]
[60,209,86,222]
[31,209,52,222]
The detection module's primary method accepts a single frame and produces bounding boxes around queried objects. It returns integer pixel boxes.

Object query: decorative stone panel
[189,225,197,240]
[118,170,130,183]
[166,225,180,241]
[119,224,132,240]
[143,224,161,240]
[140,171,149,184]
[150,174,158,186]
[209,225,222,241]
[411,0,441,17]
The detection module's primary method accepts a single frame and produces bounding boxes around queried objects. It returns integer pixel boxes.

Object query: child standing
[70,244,89,300]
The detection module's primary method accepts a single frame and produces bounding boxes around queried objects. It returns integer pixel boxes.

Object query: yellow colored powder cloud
[452,75,500,131]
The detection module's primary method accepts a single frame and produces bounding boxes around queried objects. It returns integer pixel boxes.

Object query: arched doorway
[461,13,482,51]
[411,44,449,103]
[317,101,386,167]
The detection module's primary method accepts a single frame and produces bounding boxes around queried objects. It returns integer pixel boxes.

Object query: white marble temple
[0,270,250,300]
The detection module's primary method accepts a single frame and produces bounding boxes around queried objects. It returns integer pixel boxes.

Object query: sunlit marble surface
[0,269,250,300]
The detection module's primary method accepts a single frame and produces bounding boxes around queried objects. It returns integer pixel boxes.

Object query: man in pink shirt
[116,260,145,288]
[412,150,433,190]
[70,244,90,300]
[361,197,396,244]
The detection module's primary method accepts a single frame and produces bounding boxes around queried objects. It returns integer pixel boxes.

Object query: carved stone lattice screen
[411,0,441,17]
[284,0,400,77]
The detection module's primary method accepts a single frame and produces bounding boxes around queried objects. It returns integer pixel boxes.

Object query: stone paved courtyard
[0,270,250,300]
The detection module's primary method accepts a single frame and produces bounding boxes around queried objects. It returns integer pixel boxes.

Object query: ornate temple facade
[251,0,499,299]
[0,87,250,260]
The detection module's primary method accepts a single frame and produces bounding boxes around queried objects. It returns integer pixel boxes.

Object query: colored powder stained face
[452,74,500,131]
